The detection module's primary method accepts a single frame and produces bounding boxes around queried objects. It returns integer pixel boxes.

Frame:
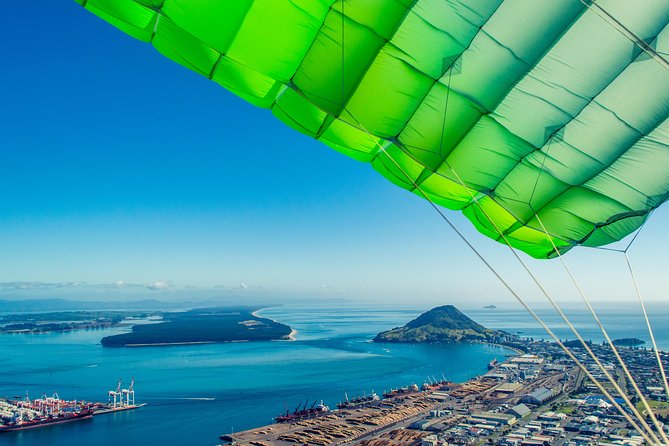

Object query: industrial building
[506,404,531,419]
[521,387,555,405]
[469,411,518,426]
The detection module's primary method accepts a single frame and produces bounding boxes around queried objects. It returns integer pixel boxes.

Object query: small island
[0,311,157,334]
[101,307,292,347]
[373,305,502,344]
[612,337,645,347]
[483,304,497,309]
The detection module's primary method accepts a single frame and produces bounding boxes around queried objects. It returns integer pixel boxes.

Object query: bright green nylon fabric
[76,0,669,258]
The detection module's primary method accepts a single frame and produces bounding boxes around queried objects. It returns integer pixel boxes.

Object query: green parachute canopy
[76,0,669,258]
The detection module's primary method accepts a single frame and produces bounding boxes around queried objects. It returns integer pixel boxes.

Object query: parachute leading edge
[76,0,669,258]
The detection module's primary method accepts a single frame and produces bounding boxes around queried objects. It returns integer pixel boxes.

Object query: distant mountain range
[373,305,501,343]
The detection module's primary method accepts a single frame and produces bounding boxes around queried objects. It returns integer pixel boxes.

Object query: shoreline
[479,341,524,355]
[103,307,292,347]
[253,308,297,341]
[372,339,523,356]
[285,329,298,341]
[125,341,217,347]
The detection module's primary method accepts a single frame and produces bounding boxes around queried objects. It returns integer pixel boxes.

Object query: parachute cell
[76,0,669,258]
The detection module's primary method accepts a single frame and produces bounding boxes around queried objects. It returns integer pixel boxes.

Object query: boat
[0,409,93,432]
[0,378,143,432]
[488,358,499,370]
[421,374,450,391]
[0,394,94,432]
[383,383,420,399]
[336,391,379,409]
[275,400,329,423]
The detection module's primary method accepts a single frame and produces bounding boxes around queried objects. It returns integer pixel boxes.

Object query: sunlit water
[466,304,669,350]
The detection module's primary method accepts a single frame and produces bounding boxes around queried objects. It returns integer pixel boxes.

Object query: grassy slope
[374,305,499,343]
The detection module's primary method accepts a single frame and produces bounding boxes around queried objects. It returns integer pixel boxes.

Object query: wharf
[223,393,440,446]
[221,355,574,446]
[93,403,147,415]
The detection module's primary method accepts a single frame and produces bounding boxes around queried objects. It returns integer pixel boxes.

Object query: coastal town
[223,336,669,446]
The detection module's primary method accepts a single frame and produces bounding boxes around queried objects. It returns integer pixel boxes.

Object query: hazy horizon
[2,289,668,311]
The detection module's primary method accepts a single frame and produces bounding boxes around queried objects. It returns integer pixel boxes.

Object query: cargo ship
[336,391,379,409]
[421,375,451,391]
[382,383,420,399]
[275,400,329,423]
[0,378,142,433]
[0,394,93,432]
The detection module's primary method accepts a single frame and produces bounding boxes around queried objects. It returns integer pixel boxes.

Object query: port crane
[108,379,123,408]
[35,393,61,415]
[122,378,135,406]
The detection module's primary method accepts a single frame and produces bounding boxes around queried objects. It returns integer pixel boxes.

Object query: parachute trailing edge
[76,0,669,258]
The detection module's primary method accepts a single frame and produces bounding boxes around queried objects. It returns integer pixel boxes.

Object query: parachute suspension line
[527,138,557,209]
[625,251,669,403]
[389,51,661,433]
[533,213,669,444]
[151,12,161,41]
[438,163,661,443]
[431,114,656,438]
[618,209,669,402]
[591,208,669,404]
[525,141,666,439]
[622,213,652,252]
[430,110,657,439]
[515,121,667,440]
[579,0,669,72]
[438,68,454,158]
[595,208,669,404]
[521,137,666,441]
[343,110,656,444]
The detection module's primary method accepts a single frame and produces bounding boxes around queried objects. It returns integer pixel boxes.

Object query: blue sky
[1,1,667,307]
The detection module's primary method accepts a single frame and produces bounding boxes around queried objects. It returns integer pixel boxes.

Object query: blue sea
[0,303,667,446]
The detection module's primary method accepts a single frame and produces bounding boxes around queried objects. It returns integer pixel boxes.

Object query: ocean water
[1,303,667,446]
[0,305,511,446]
[465,304,669,350]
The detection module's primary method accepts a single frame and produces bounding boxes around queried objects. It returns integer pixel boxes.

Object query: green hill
[373,305,499,343]
[612,338,645,347]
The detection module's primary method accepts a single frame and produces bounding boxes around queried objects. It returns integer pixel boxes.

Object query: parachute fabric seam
[482,25,668,231]
[406,3,587,190]
[582,0,669,72]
